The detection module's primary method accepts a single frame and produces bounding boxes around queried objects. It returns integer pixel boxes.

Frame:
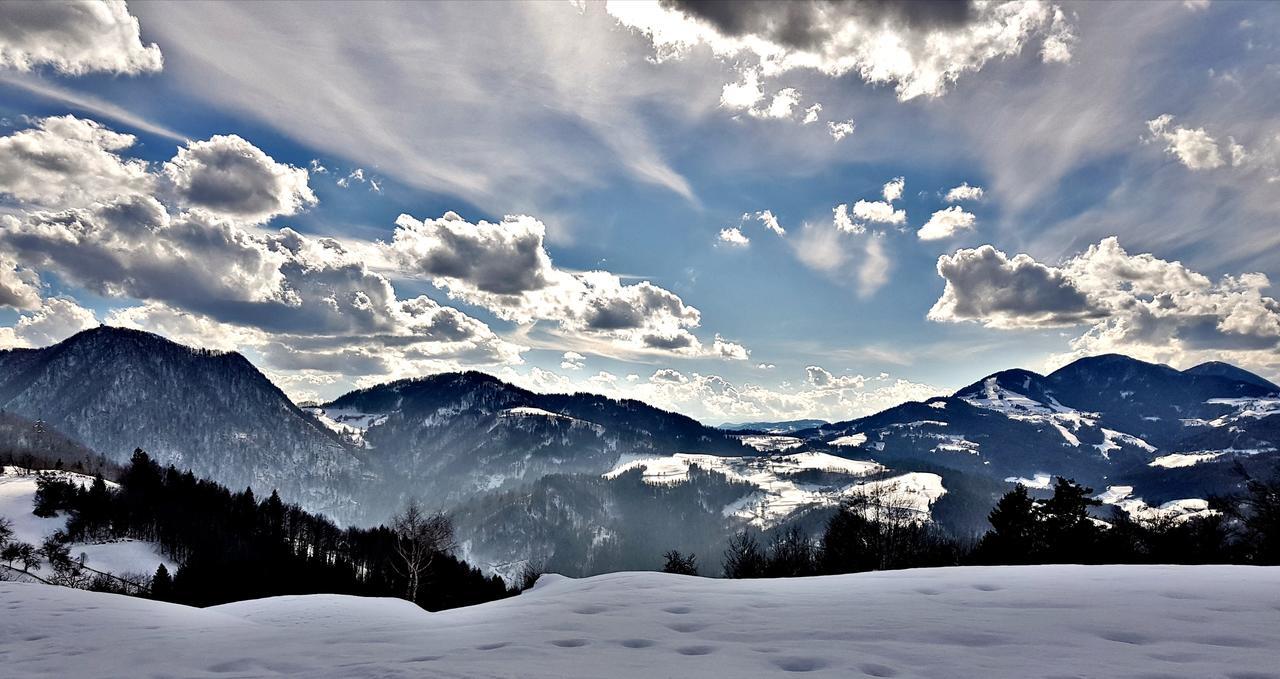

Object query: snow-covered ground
[3,565,1279,678]
[736,434,806,452]
[604,453,941,528]
[0,468,172,580]
[303,407,388,448]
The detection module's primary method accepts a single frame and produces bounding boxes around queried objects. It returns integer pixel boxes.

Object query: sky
[0,0,1278,425]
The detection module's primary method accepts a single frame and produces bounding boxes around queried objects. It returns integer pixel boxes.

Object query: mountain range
[1,326,1276,576]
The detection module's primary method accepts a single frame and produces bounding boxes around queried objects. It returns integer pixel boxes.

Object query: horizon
[17,323,1277,426]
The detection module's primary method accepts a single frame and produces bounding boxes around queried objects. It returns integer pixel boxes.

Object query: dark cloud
[661,0,976,48]
[928,244,1106,328]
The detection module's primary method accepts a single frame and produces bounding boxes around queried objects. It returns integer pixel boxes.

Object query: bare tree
[390,499,455,602]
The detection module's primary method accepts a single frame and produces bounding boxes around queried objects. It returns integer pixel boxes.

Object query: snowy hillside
[3,565,1279,678]
[0,468,171,581]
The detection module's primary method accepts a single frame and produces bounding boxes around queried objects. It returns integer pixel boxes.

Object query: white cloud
[929,243,1105,328]
[858,234,891,299]
[581,364,942,424]
[801,103,821,124]
[833,204,863,235]
[852,200,905,225]
[932,237,1280,376]
[163,134,317,223]
[560,350,585,370]
[717,226,750,247]
[0,297,97,349]
[0,254,41,310]
[392,211,742,358]
[944,182,985,202]
[0,0,162,75]
[917,206,977,241]
[720,69,764,110]
[609,0,1076,102]
[711,334,750,361]
[0,115,152,209]
[827,119,856,141]
[755,210,785,236]
[1146,114,1225,170]
[754,87,800,119]
[881,176,905,203]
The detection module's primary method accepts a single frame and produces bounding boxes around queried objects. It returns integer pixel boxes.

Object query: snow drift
[3,565,1279,678]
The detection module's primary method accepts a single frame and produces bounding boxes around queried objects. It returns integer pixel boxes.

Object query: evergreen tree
[764,526,815,578]
[980,484,1040,564]
[151,564,174,600]
[661,550,698,575]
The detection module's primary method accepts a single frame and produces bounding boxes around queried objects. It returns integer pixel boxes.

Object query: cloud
[560,351,585,370]
[929,244,1105,328]
[801,103,821,124]
[917,206,977,241]
[162,134,317,223]
[0,297,97,349]
[944,182,985,202]
[832,203,863,235]
[711,334,750,360]
[392,210,742,358]
[754,210,785,236]
[1145,114,1226,170]
[717,226,750,247]
[0,0,162,75]
[932,237,1280,375]
[614,0,1076,102]
[858,234,891,298]
[0,254,41,310]
[548,362,943,423]
[881,176,905,203]
[827,119,855,140]
[852,199,906,225]
[0,115,153,209]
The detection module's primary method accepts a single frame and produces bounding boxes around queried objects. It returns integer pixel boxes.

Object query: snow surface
[1094,486,1215,523]
[828,433,867,447]
[303,407,388,447]
[1149,447,1271,468]
[4,565,1280,678]
[736,434,806,452]
[0,468,172,579]
[603,453,941,528]
[1003,473,1054,489]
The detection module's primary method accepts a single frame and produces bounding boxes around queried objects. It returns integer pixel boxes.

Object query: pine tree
[151,564,173,600]
[722,530,765,578]
[661,550,698,575]
[981,484,1040,564]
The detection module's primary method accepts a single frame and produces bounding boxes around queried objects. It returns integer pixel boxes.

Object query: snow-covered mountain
[804,354,1279,510]
[0,327,366,520]
[308,372,749,513]
[718,419,829,433]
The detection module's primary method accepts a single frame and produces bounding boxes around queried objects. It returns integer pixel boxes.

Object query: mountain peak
[1183,361,1279,392]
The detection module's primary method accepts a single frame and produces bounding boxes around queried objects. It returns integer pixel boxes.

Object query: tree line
[661,468,1280,578]
[2,450,511,610]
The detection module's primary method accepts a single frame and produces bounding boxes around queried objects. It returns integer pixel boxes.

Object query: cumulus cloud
[391,211,742,358]
[929,244,1105,328]
[711,334,750,360]
[0,0,162,75]
[881,176,905,203]
[611,0,1076,102]
[1145,114,1227,170]
[0,253,42,310]
[833,203,863,235]
[754,210,785,236]
[827,119,855,140]
[0,297,97,349]
[932,237,1280,375]
[801,103,822,124]
[0,115,152,209]
[560,351,586,370]
[717,226,750,247]
[852,199,906,225]
[944,182,985,202]
[163,134,317,223]
[917,206,977,241]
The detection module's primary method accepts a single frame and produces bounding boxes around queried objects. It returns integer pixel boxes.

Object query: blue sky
[1,1,1278,424]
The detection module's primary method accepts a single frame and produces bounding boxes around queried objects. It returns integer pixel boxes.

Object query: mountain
[0,327,366,519]
[719,419,829,433]
[805,353,1280,507]
[308,372,750,512]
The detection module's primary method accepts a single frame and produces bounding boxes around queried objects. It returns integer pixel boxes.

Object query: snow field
[3,565,1280,678]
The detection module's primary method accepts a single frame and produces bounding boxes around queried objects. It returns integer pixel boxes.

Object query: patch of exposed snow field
[0,468,173,580]
[303,407,388,447]
[1003,473,1054,489]
[4,566,1280,678]
[736,434,806,452]
[828,432,868,447]
[604,453,941,528]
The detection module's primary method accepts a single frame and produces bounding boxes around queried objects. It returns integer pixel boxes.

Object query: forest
[1,450,511,610]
